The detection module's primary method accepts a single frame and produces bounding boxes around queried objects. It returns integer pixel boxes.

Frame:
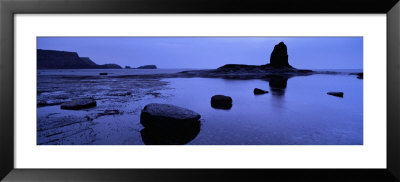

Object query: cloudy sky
[37,37,363,69]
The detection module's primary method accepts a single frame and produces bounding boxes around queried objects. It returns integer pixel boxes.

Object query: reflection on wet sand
[140,120,201,145]
[267,75,288,96]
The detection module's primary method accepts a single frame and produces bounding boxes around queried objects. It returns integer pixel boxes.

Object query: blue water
[37,69,363,145]
[161,75,363,145]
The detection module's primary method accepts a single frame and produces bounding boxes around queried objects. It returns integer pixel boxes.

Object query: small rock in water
[99,72,108,75]
[254,88,269,95]
[211,95,232,109]
[61,98,97,110]
[327,92,344,98]
[140,103,201,130]
[357,73,363,79]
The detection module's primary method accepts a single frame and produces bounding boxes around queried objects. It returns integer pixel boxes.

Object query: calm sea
[37,68,363,145]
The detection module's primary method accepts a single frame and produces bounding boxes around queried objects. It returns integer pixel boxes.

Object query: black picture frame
[1,0,399,181]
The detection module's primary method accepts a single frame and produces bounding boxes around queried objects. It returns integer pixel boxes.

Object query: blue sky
[37,37,363,69]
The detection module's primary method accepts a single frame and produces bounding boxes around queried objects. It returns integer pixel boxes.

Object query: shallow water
[37,69,363,145]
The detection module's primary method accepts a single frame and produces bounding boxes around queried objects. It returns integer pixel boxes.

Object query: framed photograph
[1,0,399,181]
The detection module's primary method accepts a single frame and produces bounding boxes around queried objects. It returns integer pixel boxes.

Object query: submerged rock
[269,42,292,68]
[327,92,344,98]
[140,103,201,131]
[211,95,232,109]
[254,88,268,95]
[60,98,97,110]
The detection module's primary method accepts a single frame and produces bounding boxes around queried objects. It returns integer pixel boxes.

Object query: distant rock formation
[125,66,132,69]
[37,49,122,69]
[137,65,157,69]
[98,64,122,69]
[269,42,292,68]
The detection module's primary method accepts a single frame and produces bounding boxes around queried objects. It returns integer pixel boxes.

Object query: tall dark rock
[269,42,292,68]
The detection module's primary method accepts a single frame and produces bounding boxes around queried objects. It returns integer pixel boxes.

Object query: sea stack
[270,42,292,68]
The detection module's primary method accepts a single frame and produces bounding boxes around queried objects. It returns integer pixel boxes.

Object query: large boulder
[211,95,232,109]
[270,42,292,68]
[140,103,201,131]
[60,98,97,110]
[254,88,268,95]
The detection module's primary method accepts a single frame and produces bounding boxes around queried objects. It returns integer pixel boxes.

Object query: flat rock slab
[140,103,201,130]
[211,95,232,109]
[327,92,344,98]
[254,88,269,95]
[61,98,97,110]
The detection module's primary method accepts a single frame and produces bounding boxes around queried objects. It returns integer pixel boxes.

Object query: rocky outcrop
[137,65,157,69]
[254,88,268,95]
[60,98,97,110]
[269,42,292,68]
[211,95,232,109]
[37,49,122,69]
[327,92,344,97]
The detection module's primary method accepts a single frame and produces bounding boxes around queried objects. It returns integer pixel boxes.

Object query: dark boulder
[140,103,201,131]
[211,95,232,109]
[254,88,269,95]
[60,98,97,110]
[269,42,292,68]
[327,92,344,98]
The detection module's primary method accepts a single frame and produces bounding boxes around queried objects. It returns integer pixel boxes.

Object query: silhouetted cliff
[37,49,122,69]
